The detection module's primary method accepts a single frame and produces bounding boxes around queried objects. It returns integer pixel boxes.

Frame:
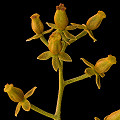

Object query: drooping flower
[81,55,116,89]
[71,11,106,42]
[26,13,53,42]
[86,11,106,30]
[4,84,37,117]
[30,13,44,34]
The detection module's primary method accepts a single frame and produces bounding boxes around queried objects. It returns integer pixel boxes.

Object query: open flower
[81,55,116,89]
[4,84,37,117]
[71,11,106,42]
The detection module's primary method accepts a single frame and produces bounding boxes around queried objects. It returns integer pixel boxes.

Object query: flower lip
[30,13,40,19]
[107,55,117,64]
[4,83,13,92]
[56,3,66,11]
[97,11,106,19]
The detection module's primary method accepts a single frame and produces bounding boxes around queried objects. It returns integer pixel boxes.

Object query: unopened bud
[95,55,116,74]
[48,31,62,55]
[104,109,120,120]
[30,13,44,34]
[4,84,24,102]
[54,3,69,30]
[86,11,106,30]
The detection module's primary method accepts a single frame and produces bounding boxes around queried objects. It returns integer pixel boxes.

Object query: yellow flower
[48,31,62,55]
[95,55,116,74]
[86,11,106,30]
[30,13,44,34]
[71,11,106,42]
[4,84,37,117]
[54,3,69,30]
[26,13,53,42]
[81,55,116,89]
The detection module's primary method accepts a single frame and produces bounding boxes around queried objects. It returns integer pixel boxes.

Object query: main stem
[55,61,64,120]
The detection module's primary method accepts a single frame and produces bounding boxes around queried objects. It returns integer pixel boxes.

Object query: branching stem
[64,74,90,86]
[31,104,55,119]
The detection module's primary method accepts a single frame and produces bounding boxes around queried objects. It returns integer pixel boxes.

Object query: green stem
[40,35,48,47]
[55,61,64,120]
[76,30,87,40]
[64,74,90,86]
[31,104,55,119]
[69,30,87,44]
[60,30,70,45]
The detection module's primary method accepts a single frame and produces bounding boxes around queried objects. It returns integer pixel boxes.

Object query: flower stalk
[31,104,55,119]
[64,73,91,86]
[54,61,64,120]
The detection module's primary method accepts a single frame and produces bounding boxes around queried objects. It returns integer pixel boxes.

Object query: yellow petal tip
[4,83,13,92]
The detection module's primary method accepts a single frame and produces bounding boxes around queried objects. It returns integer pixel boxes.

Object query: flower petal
[70,23,85,29]
[95,74,101,89]
[22,99,31,111]
[58,52,72,62]
[66,25,77,30]
[43,28,54,35]
[94,117,100,120]
[46,22,57,29]
[24,87,37,99]
[26,34,42,42]
[37,51,52,60]
[15,102,22,117]
[86,29,97,42]
[52,56,59,72]
[80,58,95,68]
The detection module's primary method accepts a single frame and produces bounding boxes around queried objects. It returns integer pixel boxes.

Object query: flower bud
[95,55,116,74]
[54,3,69,30]
[30,13,44,34]
[86,11,106,30]
[4,84,24,102]
[104,109,120,120]
[48,31,62,55]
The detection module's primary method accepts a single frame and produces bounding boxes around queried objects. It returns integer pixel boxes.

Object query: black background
[1,0,120,120]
